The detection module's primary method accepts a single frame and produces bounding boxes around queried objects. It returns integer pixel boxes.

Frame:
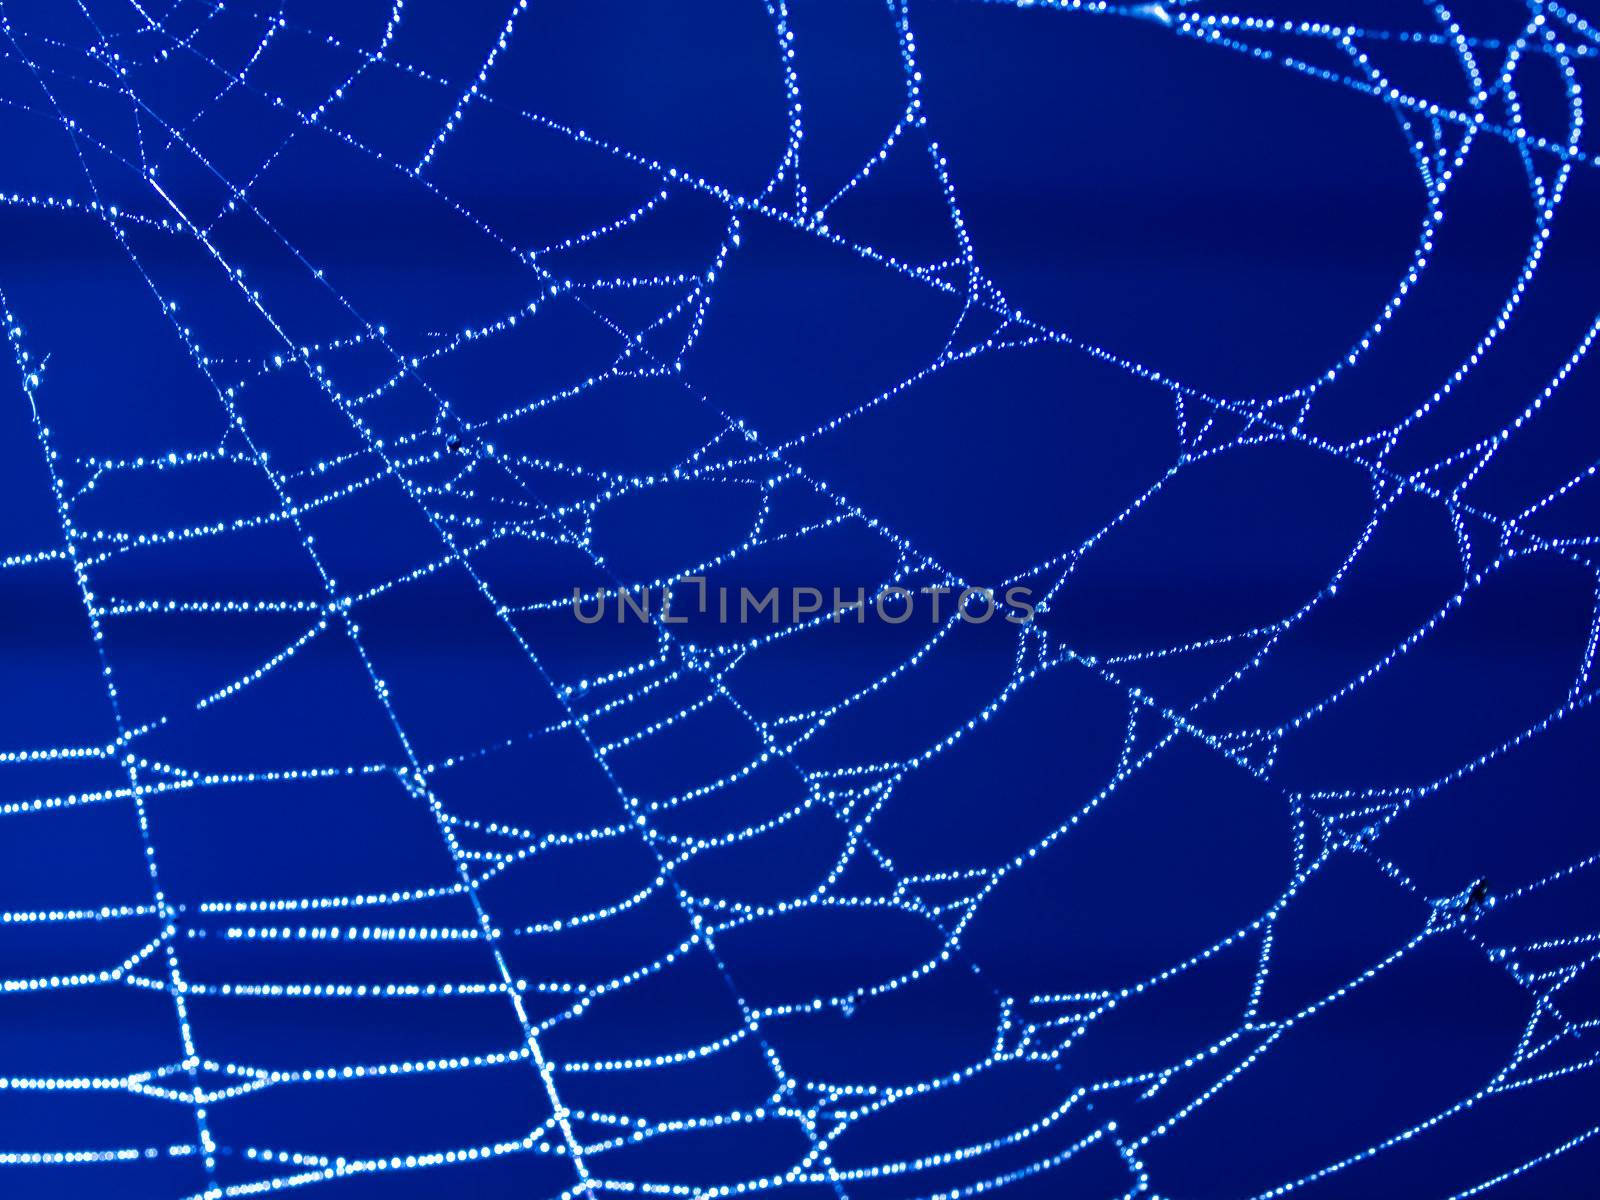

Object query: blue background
[0,1,1597,1197]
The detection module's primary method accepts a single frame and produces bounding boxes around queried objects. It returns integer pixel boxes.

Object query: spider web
[1,1,1598,1197]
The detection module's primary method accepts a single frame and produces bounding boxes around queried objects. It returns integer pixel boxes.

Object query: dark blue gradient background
[1,2,1598,1198]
